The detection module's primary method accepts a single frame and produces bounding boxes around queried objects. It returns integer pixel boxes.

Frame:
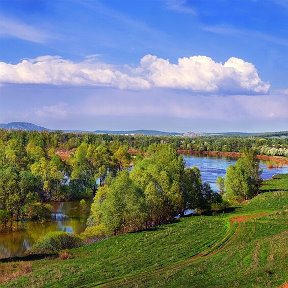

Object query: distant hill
[0,122,48,131]
[0,122,286,138]
[0,123,181,136]
[94,130,183,136]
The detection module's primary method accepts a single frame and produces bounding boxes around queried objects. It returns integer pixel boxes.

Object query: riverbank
[56,147,288,167]
[0,201,90,259]
[178,150,288,166]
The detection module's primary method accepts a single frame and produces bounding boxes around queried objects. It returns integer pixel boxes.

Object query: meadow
[1,174,287,288]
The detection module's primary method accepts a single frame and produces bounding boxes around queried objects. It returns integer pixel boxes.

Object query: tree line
[0,129,287,156]
[0,129,275,231]
[0,131,132,229]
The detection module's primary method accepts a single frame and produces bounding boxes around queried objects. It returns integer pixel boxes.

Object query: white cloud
[0,54,270,95]
[0,16,50,43]
[140,55,269,94]
[0,56,150,89]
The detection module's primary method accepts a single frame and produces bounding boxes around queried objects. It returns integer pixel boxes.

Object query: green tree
[70,143,93,190]
[181,167,203,214]
[0,209,10,229]
[131,144,184,224]
[112,145,131,172]
[89,171,147,234]
[26,141,45,162]
[0,166,19,221]
[224,150,262,202]
[216,176,225,195]
[31,156,64,200]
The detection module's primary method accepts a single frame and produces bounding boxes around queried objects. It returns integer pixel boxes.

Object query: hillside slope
[1,175,288,288]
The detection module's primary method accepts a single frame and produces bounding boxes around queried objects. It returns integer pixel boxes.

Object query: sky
[0,0,287,132]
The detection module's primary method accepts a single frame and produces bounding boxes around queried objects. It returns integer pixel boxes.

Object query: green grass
[1,174,288,288]
[134,214,288,288]
[238,173,288,213]
[1,217,227,287]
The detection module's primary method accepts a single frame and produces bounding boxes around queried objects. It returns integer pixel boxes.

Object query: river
[1,155,287,259]
[0,201,90,259]
[184,155,288,191]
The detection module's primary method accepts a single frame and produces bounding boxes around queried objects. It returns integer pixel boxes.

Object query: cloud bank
[0,55,270,94]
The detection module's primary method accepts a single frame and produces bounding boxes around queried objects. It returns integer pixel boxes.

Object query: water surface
[0,201,90,259]
[184,155,288,191]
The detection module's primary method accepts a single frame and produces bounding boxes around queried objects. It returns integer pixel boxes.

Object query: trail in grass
[96,213,268,288]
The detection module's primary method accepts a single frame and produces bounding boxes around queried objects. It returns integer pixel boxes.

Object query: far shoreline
[177,150,288,166]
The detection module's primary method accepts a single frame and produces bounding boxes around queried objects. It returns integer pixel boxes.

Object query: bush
[26,202,53,221]
[211,200,230,212]
[27,231,83,255]
[80,199,86,207]
[0,209,10,226]
[82,224,109,241]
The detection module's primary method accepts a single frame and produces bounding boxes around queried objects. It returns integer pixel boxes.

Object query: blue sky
[0,0,287,132]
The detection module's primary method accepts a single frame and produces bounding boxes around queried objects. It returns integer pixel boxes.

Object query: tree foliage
[88,144,222,236]
[224,150,262,202]
[0,128,279,229]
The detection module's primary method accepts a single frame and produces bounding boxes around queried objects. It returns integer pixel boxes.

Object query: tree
[0,166,19,222]
[216,176,225,195]
[112,145,131,172]
[0,209,10,229]
[31,156,64,200]
[131,144,184,225]
[26,141,45,162]
[181,167,203,214]
[89,171,147,234]
[224,150,262,202]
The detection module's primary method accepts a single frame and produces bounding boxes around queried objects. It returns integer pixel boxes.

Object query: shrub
[26,202,53,221]
[0,209,10,227]
[27,231,83,255]
[80,199,86,205]
[82,224,109,241]
[211,200,230,212]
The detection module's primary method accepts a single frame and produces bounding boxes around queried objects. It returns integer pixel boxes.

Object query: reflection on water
[0,201,91,259]
[184,155,288,191]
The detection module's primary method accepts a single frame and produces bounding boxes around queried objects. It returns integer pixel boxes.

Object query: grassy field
[1,174,288,288]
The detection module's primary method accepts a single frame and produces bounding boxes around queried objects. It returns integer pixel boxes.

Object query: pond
[1,155,287,259]
[0,201,90,259]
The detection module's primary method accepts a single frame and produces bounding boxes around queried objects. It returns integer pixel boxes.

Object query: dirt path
[230,212,269,224]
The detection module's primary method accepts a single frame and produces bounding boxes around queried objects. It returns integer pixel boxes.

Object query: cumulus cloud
[0,54,270,94]
[141,55,269,94]
[0,56,150,89]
